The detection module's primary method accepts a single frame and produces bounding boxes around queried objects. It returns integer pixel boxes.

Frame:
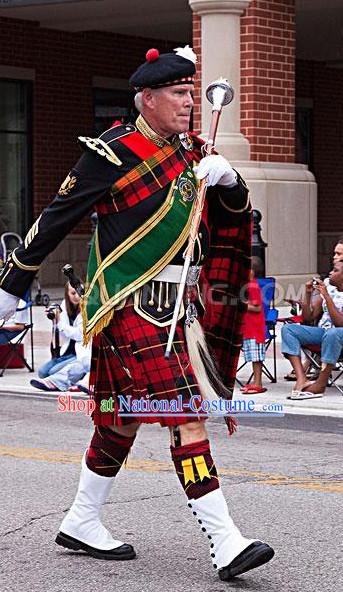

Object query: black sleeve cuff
[215,172,250,213]
[0,254,37,298]
[207,172,251,228]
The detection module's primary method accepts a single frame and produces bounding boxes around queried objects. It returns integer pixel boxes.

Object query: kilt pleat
[89,300,204,428]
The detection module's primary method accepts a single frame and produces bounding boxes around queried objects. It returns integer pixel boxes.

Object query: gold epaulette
[78,136,122,166]
[78,123,136,166]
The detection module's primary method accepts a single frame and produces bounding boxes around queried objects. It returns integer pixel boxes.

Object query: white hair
[135,88,163,114]
[134,92,143,113]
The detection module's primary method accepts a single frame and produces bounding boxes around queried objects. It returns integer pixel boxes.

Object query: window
[93,87,135,136]
[296,100,313,169]
[0,79,32,237]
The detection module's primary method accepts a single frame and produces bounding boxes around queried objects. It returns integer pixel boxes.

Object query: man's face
[333,243,343,264]
[143,84,194,137]
[328,263,343,287]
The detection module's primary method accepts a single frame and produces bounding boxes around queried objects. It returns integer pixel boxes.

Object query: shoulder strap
[78,123,137,166]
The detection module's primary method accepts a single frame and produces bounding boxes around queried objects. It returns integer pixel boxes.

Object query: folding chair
[259,277,279,382]
[0,293,34,377]
[330,354,343,394]
[279,301,343,395]
[236,277,279,385]
[0,231,50,307]
[0,232,23,261]
[301,343,343,395]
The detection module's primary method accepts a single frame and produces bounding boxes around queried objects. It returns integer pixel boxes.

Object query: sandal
[287,389,298,399]
[69,385,89,394]
[242,384,267,394]
[30,378,59,392]
[288,390,324,400]
[240,384,252,392]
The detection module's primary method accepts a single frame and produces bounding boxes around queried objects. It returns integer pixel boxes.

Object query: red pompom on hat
[146,48,159,62]
[130,45,196,91]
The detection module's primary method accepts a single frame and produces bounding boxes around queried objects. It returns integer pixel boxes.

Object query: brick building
[0,0,342,298]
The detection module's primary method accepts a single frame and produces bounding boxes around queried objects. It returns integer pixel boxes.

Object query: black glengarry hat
[129,45,197,91]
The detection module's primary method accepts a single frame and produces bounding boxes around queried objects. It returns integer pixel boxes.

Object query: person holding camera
[281,262,343,399]
[30,282,83,391]
[283,235,343,382]
[332,236,343,264]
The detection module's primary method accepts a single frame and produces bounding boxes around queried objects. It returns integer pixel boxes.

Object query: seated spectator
[333,236,343,264]
[283,235,343,383]
[31,340,91,392]
[240,261,267,394]
[0,298,29,344]
[30,282,84,390]
[282,300,319,382]
[281,262,343,400]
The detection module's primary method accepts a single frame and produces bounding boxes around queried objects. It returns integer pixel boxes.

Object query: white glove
[0,288,19,322]
[195,154,237,187]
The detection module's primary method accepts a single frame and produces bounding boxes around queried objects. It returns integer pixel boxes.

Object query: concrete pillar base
[233,161,317,303]
[209,132,251,161]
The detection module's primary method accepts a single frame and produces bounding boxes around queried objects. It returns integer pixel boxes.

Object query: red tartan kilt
[89,299,204,428]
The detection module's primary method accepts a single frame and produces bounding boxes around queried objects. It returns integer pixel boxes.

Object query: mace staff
[165,78,234,358]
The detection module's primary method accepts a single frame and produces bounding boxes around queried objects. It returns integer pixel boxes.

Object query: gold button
[199,232,202,239]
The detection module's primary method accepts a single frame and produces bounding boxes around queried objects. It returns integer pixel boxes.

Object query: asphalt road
[0,392,342,592]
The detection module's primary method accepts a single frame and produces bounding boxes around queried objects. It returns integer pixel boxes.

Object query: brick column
[241,0,296,162]
[189,0,251,160]
[189,0,317,296]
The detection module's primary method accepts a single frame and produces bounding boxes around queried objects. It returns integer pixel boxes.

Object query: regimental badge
[179,132,194,151]
[179,177,196,202]
[58,172,77,196]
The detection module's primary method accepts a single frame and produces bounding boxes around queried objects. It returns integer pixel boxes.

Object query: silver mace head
[206,78,234,111]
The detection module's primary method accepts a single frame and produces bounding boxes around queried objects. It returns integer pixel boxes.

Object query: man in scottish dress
[0,46,274,581]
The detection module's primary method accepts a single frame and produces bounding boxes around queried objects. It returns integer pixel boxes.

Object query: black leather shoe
[219,541,274,581]
[55,531,136,560]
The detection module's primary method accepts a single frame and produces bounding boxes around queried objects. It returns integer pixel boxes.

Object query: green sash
[82,164,197,341]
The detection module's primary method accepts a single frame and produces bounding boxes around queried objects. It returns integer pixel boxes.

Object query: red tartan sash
[118,131,162,160]
[106,134,194,213]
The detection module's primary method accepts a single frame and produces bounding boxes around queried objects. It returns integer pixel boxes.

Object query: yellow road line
[0,445,342,493]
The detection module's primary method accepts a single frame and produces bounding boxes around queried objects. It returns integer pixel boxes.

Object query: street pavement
[0,302,342,592]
